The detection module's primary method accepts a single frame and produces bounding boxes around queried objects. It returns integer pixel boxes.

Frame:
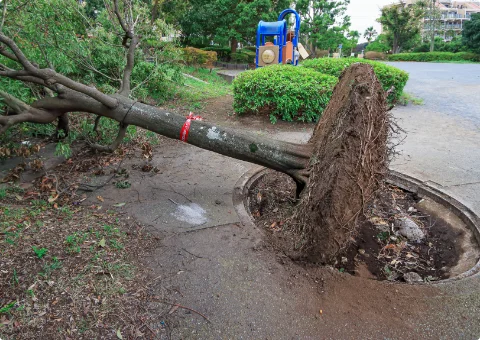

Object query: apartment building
[425,0,480,40]
[385,0,480,41]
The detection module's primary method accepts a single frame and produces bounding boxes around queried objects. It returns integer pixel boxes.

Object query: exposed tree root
[290,63,390,264]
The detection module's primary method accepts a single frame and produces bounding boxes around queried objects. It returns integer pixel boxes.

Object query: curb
[233,167,480,284]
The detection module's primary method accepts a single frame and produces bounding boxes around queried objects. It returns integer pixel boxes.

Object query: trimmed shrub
[233,65,337,123]
[183,47,217,67]
[243,46,257,52]
[302,58,409,103]
[231,50,256,64]
[387,52,480,62]
[365,51,387,60]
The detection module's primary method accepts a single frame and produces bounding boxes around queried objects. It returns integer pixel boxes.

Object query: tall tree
[296,0,351,55]
[378,1,425,54]
[345,30,360,54]
[463,13,480,53]
[363,26,377,43]
[0,0,390,263]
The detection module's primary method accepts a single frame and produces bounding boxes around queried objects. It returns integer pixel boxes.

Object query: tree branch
[0,0,8,33]
[88,122,128,152]
[0,89,30,113]
[0,32,36,71]
[119,35,138,96]
[113,0,133,38]
[0,31,119,108]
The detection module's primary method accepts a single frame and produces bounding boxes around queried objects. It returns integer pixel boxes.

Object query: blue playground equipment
[255,9,301,68]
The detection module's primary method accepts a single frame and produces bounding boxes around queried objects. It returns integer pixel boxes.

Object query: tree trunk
[0,64,389,263]
[231,38,238,54]
[151,0,160,25]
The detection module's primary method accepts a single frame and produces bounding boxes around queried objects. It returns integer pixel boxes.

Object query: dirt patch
[248,170,463,283]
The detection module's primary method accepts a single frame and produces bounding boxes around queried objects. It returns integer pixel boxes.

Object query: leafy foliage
[364,26,378,43]
[296,0,351,53]
[182,47,217,67]
[180,0,290,51]
[233,65,337,123]
[366,34,391,53]
[378,2,425,53]
[302,58,409,103]
[387,52,480,62]
[463,13,480,54]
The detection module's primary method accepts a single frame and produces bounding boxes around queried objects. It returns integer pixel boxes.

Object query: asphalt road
[388,61,480,129]
[388,62,480,214]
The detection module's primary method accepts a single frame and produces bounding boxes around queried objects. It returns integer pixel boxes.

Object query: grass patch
[398,92,424,106]
[0,190,155,339]
[164,67,232,111]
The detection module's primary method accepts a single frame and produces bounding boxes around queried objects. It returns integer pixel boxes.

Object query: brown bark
[231,38,238,54]
[291,63,389,264]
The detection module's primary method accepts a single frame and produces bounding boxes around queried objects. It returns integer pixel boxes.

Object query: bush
[231,50,256,64]
[365,41,390,53]
[387,52,480,62]
[302,58,409,103]
[182,47,217,67]
[365,51,387,60]
[201,46,231,61]
[233,65,337,123]
[243,46,257,52]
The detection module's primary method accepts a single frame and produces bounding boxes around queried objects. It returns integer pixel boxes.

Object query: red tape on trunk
[180,112,203,142]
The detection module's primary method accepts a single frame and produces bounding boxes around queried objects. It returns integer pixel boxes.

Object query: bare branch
[113,0,133,38]
[88,122,128,152]
[0,0,8,33]
[0,32,37,71]
[0,90,60,134]
[0,44,19,61]
[0,89,30,113]
[119,35,139,96]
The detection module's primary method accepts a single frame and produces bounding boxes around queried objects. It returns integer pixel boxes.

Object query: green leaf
[99,238,106,248]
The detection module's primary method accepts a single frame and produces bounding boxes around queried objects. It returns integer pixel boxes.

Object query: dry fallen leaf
[97,196,104,202]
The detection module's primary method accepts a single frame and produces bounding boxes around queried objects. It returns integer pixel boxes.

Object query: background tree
[463,13,480,54]
[345,30,360,54]
[180,0,289,52]
[419,0,442,52]
[365,34,391,53]
[0,0,390,263]
[363,26,377,43]
[296,0,351,55]
[378,1,425,54]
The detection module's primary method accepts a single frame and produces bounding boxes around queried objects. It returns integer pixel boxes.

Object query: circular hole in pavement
[237,168,480,284]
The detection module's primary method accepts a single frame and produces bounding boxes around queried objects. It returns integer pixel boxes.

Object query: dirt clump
[248,170,461,283]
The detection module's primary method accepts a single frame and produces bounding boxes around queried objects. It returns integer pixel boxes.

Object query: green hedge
[231,50,256,64]
[233,65,337,123]
[387,52,480,62]
[302,58,409,103]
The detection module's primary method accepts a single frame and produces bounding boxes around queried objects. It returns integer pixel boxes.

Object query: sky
[346,0,398,42]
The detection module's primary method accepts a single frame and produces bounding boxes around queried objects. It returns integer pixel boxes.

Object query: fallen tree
[0,1,389,263]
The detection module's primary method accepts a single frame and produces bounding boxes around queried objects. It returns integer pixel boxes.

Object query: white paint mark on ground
[207,127,221,141]
[172,203,208,226]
